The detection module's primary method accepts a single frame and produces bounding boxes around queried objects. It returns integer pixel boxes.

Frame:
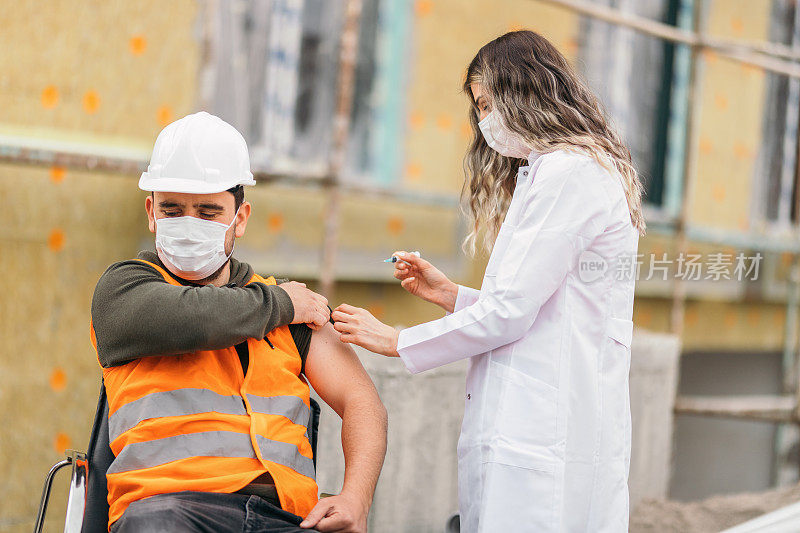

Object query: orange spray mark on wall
[48,229,65,252]
[685,307,698,327]
[367,303,385,320]
[406,163,422,181]
[387,216,404,235]
[83,90,101,114]
[41,85,59,108]
[699,137,713,155]
[157,106,173,127]
[724,310,737,328]
[54,433,71,453]
[268,213,285,233]
[50,166,66,183]
[730,17,744,35]
[436,114,452,131]
[409,111,425,130]
[460,121,472,140]
[733,142,751,160]
[415,0,432,17]
[50,368,67,391]
[712,184,726,203]
[635,307,653,328]
[130,35,147,56]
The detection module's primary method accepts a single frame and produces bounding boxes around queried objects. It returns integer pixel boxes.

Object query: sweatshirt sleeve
[91,260,295,368]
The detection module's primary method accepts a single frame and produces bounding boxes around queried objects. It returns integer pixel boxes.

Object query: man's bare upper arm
[304,323,381,418]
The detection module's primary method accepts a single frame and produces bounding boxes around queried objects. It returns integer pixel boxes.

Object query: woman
[332,30,644,532]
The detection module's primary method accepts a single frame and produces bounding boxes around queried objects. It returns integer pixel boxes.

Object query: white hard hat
[139,111,256,194]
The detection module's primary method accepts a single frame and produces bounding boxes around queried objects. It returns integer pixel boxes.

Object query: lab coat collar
[517,150,542,181]
[526,150,542,166]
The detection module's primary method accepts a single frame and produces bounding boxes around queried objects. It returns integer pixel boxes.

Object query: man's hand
[279,281,330,330]
[299,492,368,532]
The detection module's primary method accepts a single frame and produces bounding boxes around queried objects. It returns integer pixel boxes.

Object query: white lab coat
[397,149,638,532]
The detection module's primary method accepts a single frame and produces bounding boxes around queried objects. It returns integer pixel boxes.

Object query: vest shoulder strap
[132,259,183,286]
[249,272,277,286]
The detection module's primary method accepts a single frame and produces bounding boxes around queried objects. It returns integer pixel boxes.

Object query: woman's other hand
[392,251,459,313]
[332,304,400,357]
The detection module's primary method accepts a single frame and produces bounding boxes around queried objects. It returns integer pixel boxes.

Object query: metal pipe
[774,4,800,484]
[0,140,462,208]
[682,225,800,254]
[674,394,797,424]
[670,0,706,336]
[774,258,800,483]
[793,43,800,482]
[661,0,694,220]
[319,0,364,299]
[0,138,147,175]
[780,262,799,392]
[537,0,800,78]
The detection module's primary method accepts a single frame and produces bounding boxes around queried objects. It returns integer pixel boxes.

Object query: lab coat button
[466,393,471,400]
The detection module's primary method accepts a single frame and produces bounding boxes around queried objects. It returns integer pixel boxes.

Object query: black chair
[35,380,322,533]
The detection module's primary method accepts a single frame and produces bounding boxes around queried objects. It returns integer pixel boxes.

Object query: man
[90,112,387,533]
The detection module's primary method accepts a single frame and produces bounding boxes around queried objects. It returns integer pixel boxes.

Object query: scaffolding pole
[539,0,800,78]
[319,0,364,299]
[670,0,705,337]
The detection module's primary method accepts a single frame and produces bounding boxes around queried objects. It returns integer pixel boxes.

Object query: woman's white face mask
[155,208,239,280]
[478,111,531,159]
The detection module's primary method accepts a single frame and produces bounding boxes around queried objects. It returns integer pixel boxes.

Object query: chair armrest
[34,456,72,533]
[34,450,88,533]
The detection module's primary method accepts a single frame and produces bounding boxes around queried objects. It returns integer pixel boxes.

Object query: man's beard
[194,224,236,285]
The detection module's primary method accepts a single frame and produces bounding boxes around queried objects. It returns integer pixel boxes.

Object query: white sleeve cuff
[453,285,480,313]
[397,328,421,374]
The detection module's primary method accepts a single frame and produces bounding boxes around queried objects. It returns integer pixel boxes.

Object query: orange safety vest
[91,259,318,527]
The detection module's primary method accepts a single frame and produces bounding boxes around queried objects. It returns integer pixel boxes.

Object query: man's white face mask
[155,208,239,280]
[478,110,532,159]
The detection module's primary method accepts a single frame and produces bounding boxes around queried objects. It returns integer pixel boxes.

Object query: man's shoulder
[103,253,160,275]
[95,253,164,292]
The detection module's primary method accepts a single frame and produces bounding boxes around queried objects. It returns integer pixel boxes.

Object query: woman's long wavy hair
[462,30,645,255]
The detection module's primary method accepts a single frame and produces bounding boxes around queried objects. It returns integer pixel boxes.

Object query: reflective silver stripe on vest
[246,394,310,428]
[108,388,247,442]
[255,435,316,479]
[108,431,316,480]
[107,431,257,474]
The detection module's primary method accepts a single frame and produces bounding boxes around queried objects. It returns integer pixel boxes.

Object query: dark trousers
[111,491,320,533]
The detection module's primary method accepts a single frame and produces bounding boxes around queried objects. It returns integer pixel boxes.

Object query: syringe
[383,251,421,264]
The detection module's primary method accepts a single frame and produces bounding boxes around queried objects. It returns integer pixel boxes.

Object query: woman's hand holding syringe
[388,251,459,313]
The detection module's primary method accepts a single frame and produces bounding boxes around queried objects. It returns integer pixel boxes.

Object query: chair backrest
[80,382,322,532]
[309,397,321,470]
[81,381,113,533]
